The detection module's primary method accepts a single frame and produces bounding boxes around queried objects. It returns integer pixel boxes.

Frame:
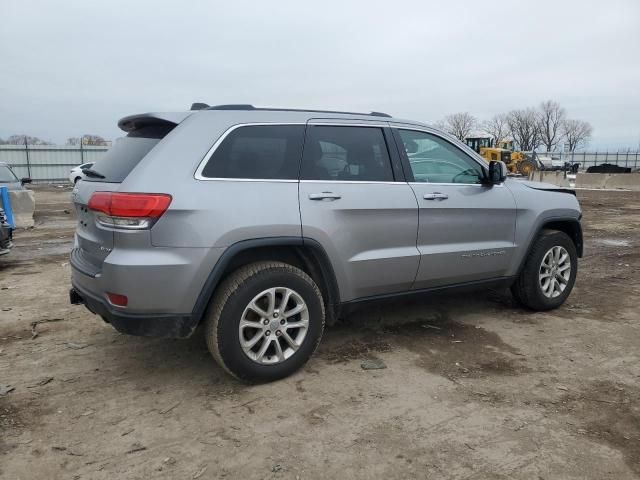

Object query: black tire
[511,230,578,311]
[517,158,537,176]
[204,261,325,383]
[74,177,81,184]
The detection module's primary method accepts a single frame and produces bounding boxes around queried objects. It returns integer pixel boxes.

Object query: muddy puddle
[320,299,528,381]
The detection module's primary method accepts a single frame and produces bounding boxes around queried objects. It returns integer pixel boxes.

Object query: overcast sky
[1,0,638,149]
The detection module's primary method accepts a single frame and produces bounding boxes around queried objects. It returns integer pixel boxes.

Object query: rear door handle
[309,192,342,201]
[423,192,449,200]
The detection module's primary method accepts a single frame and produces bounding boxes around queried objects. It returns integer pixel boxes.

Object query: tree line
[0,134,109,146]
[436,100,593,152]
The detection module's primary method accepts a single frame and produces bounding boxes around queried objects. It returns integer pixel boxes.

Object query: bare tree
[507,109,541,151]
[538,100,566,152]
[481,113,510,146]
[438,112,477,141]
[66,137,81,146]
[562,119,593,152]
[4,134,52,145]
[81,134,108,146]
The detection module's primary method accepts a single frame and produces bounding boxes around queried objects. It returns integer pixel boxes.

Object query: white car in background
[69,163,94,184]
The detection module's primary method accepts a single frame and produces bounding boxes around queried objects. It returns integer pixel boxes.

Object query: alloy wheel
[539,246,571,298]
[238,287,309,364]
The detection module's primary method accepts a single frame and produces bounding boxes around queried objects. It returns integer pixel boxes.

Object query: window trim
[300,123,399,183]
[391,127,491,186]
[194,122,306,182]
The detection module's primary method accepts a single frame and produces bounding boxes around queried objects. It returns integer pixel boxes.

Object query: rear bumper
[70,285,198,338]
[69,242,225,310]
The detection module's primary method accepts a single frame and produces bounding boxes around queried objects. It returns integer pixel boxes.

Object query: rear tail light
[88,192,172,230]
[106,292,128,307]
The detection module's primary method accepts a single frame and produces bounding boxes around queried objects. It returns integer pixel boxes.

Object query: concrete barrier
[527,171,571,187]
[575,173,640,191]
[604,173,640,190]
[575,173,610,189]
[8,190,36,228]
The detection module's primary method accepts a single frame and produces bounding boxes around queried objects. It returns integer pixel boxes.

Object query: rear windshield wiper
[81,168,105,179]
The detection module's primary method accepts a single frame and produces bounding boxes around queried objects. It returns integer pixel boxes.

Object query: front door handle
[309,192,342,201]
[423,192,449,201]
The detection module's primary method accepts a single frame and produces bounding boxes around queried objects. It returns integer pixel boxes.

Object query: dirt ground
[1,185,639,480]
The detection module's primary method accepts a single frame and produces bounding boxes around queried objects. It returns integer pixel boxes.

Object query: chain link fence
[545,151,640,171]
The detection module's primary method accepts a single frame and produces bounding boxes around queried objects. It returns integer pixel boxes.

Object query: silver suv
[69,104,582,382]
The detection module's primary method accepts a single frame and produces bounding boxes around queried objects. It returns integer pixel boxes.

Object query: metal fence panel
[0,145,109,182]
[1,144,639,182]
[558,151,640,171]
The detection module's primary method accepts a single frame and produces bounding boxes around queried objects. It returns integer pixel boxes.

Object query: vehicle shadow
[100,287,519,389]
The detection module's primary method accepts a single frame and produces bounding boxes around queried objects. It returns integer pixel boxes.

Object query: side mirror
[487,161,507,184]
[21,177,32,185]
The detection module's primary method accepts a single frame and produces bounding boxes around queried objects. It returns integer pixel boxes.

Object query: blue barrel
[0,186,15,228]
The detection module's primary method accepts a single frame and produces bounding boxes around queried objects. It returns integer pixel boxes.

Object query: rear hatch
[72,113,188,275]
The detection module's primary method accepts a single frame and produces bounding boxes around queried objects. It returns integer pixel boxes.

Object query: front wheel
[517,158,537,176]
[511,230,577,311]
[204,261,325,383]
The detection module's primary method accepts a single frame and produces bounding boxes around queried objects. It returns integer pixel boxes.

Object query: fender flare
[191,237,340,324]
[517,216,583,275]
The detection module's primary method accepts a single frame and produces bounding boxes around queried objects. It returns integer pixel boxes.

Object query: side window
[398,129,485,184]
[301,126,394,182]
[0,165,19,182]
[201,125,305,179]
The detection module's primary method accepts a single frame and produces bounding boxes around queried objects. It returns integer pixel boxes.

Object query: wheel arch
[192,237,340,326]
[540,218,583,258]
[517,216,583,275]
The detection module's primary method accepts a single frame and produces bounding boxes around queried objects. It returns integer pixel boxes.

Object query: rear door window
[85,124,174,183]
[301,126,394,182]
[201,125,305,180]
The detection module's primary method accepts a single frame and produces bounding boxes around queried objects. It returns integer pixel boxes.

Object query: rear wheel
[204,261,325,383]
[511,230,577,310]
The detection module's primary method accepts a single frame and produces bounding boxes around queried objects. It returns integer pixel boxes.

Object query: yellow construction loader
[465,137,538,175]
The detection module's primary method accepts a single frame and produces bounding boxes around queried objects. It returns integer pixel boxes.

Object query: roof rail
[205,104,392,117]
[208,104,255,110]
[190,103,210,110]
[369,111,392,118]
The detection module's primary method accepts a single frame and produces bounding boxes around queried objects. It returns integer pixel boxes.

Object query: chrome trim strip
[408,181,504,187]
[306,121,389,128]
[195,177,298,183]
[195,121,395,182]
[300,179,404,185]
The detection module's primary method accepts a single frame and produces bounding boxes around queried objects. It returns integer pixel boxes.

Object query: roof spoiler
[117,112,193,133]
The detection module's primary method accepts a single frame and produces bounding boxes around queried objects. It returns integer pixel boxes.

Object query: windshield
[0,165,19,183]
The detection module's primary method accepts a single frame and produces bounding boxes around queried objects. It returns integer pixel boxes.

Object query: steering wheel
[452,168,478,183]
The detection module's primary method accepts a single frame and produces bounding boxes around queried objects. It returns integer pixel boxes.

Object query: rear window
[201,125,305,180]
[85,123,174,183]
